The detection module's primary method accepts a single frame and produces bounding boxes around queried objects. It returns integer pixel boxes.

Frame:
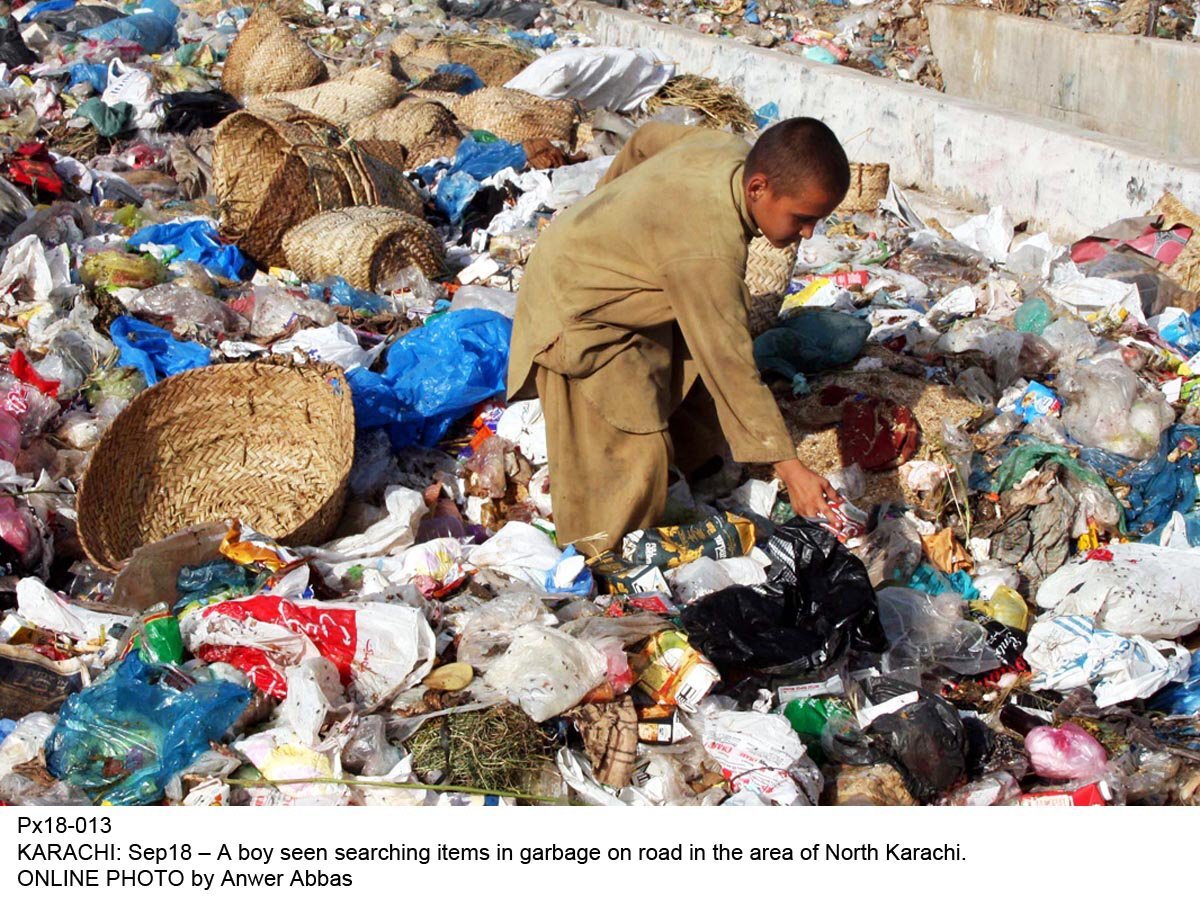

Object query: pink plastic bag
[1025,722,1108,781]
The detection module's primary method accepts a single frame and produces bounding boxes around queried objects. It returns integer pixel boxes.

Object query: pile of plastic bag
[0,0,1198,808]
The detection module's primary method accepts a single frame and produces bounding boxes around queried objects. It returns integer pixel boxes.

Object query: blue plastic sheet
[67,61,109,91]
[346,308,512,448]
[128,220,249,281]
[433,62,485,94]
[80,0,178,52]
[1079,425,1200,535]
[109,315,211,385]
[45,655,249,806]
[1149,656,1200,716]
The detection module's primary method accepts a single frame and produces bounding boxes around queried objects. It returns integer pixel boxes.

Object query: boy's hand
[775,459,841,522]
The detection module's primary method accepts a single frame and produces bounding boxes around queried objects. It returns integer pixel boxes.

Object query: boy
[507,118,851,556]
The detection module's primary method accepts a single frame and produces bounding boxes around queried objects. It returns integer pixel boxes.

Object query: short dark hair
[744,117,851,199]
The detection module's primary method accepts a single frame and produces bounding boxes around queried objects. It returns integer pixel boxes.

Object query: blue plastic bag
[347,309,512,448]
[433,62,485,94]
[109,315,211,385]
[27,0,76,20]
[449,135,526,181]
[754,309,870,387]
[67,61,109,91]
[507,30,555,49]
[435,169,483,224]
[44,655,249,806]
[1079,425,1200,535]
[311,276,390,315]
[128,220,249,282]
[754,101,780,130]
[907,562,979,600]
[81,0,177,52]
[0,717,15,744]
[1149,656,1200,716]
[544,545,594,595]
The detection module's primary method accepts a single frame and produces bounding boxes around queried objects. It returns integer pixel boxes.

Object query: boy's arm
[665,256,839,520]
[597,122,700,188]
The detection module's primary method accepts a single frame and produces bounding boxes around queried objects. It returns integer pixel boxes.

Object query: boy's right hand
[775,458,841,522]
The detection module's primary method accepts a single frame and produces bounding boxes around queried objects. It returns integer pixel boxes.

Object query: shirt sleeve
[663,256,797,463]
[597,123,700,188]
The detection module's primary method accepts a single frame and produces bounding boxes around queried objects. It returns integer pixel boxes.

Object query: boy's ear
[745,171,769,201]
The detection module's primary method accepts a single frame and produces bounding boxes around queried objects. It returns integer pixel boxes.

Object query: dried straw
[645,74,757,132]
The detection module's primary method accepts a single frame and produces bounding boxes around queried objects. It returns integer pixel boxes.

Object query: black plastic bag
[156,90,241,135]
[680,520,885,676]
[37,6,123,34]
[851,676,968,801]
[439,0,542,28]
[0,18,37,68]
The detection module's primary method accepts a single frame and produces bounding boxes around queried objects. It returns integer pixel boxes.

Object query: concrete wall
[927,4,1200,160]
[581,3,1200,240]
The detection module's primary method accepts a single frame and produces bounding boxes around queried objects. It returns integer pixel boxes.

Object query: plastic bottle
[1014,297,1053,334]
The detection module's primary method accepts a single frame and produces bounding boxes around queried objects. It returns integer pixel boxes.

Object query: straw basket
[213,110,424,267]
[1153,192,1200,293]
[283,207,445,290]
[745,236,798,337]
[390,33,534,86]
[451,87,577,145]
[77,362,355,572]
[838,162,889,213]
[246,67,406,128]
[347,98,461,170]
[221,7,327,99]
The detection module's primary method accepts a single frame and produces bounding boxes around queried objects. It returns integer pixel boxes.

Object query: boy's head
[743,118,850,248]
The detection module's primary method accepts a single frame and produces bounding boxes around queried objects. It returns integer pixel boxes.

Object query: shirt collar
[732,163,761,239]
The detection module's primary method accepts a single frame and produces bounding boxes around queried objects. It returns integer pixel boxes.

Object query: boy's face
[745,173,842,248]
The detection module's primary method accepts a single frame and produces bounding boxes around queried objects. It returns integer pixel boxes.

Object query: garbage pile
[0,0,1198,807]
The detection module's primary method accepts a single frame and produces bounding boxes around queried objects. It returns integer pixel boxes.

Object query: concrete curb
[580,3,1200,238]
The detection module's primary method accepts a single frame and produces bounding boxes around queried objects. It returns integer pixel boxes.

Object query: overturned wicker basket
[221,7,327,99]
[390,33,534,86]
[77,362,355,572]
[450,87,577,145]
[347,98,462,170]
[246,66,407,128]
[283,206,445,290]
[213,109,424,267]
[838,162,889,213]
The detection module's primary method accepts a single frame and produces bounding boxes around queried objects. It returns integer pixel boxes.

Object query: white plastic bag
[1036,544,1200,639]
[467,520,561,587]
[482,624,606,722]
[505,47,674,112]
[1025,614,1190,707]
[271,322,379,372]
[102,60,162,130]
[303,485,427,563]
[694,703,808,805]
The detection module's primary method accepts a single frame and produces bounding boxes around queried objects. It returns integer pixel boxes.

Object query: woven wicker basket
[838,162,889,213]
[1152,192,1200,293]
[246,66,406,128]
[221,7,327,99]
[77,362,355,572]
[451,87,577,145]
[347,99,461,170]
[213,109,423,267]
[745,236,798,337]
[390,34,534,87]
[283,207,445,290]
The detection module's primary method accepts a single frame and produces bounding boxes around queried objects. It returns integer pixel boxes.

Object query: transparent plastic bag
[125,284,245,337]
[876,587,1002,675]
[481,624,606,722]
[1024,722,1108,781]
[1058,359,1173,460]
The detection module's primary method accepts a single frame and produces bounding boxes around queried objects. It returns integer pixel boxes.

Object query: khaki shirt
[506,123,795,463]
